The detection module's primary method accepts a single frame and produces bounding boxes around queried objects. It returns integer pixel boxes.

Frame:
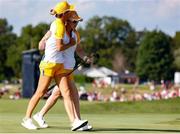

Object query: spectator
[110,90,119,102]
[9,88,21,100]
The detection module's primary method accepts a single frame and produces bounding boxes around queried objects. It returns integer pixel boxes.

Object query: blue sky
[0,0,179,36]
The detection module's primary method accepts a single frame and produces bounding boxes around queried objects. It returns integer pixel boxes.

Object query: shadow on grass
[41,126,180,133]
[93,128,180,133]
[46,126,69,129]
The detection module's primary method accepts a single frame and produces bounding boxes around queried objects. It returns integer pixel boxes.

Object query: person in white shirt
[21,1,88,131]
[35,10,92,131]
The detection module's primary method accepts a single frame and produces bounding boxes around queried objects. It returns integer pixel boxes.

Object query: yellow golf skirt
[39,61,65,77]
[39,61,74,79]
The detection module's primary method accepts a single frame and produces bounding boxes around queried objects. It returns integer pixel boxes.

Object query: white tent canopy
[98,67,118,76]
[83,68,106,78]
[83,67,118,78]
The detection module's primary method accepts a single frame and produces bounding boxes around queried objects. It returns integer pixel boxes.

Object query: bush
[74,75,93,83]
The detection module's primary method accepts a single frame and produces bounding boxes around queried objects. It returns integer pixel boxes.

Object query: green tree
[6,23,49,78]
[136,30,174,81]
[173,32,180,70]
[174,48,180,71]
[79,16,137,72]
[0,18,17,80]
[173,32,180,49]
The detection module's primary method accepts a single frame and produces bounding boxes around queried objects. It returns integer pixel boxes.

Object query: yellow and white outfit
[39,18,65,77]
[39,18,80,78]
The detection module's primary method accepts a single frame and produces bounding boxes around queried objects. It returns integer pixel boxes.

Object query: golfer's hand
[83,56,93,64]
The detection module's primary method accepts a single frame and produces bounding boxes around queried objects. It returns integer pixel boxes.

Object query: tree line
[0,16,179,82]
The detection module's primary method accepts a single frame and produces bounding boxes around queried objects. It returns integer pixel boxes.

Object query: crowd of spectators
[0,86,9,98]
[0,85,21,100]
[78,81,180,102]
[1,80,180,103]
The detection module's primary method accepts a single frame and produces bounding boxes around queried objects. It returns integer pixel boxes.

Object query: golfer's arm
[39,30,51,50]
[76,43,87,60]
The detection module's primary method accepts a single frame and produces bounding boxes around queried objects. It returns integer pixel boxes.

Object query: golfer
[21,1,87,131]
[33,10,92,131]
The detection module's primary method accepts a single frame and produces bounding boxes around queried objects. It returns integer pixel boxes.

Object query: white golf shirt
[44,19,65,64]
[63,31,80,70]
[43,18,80,69]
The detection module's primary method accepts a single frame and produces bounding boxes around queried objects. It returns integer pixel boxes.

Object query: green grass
[1,99,180,133]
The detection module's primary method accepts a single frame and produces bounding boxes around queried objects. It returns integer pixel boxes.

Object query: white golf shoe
[21,118,37,130]
[77,124,93,131]
[33,112,48,128]
[71,119,88,131]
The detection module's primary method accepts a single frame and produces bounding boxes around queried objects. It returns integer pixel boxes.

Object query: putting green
[0,99,180,133]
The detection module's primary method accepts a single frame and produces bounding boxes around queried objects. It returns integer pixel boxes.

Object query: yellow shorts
[63,69,74,80]
[39,61,65,77]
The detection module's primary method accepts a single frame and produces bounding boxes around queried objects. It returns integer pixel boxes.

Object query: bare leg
[55,75,75,123]
[38,81,81,119]
[25,75,52,118]
[69,80,93,131]
[39,86,61,116]
[34,76,89,130]
[70,80,81,119]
